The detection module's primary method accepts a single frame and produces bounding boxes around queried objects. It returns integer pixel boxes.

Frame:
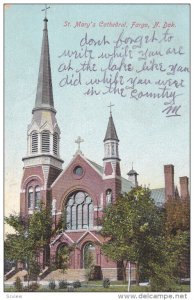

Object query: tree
[101,187,164,283]
[147,196,190,291]
[84,247,94,283]
[56,244,75,273]
[164,197,190,235]
[4,204,52,283]
[164,196,190,280]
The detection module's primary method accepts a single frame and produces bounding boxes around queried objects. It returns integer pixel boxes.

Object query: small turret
[103,107,120,176]
[127,163,139,187]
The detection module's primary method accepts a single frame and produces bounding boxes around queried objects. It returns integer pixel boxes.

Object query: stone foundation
[101,267,136,281]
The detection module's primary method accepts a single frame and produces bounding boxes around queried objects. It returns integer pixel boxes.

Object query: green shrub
[48,280,56,290]
[73,280,81,288]
[23,282,40,292]
[103,278,110,288]
[59,280,67,289]
[90,265,102,280]
[14,277,23,292]
[150,271,176,292]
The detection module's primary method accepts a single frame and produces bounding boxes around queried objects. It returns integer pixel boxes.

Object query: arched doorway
[56,243,71,269]
[82,242,96,269]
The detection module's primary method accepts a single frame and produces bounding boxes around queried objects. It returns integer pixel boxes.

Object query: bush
[23,282,40,292]
[90,265,102,280]
[59,280,68,289]
[73,280,81,288]
[149,266,177,292]
[14,276,23,292]
[48,280,56,290]
[103,278,110,288]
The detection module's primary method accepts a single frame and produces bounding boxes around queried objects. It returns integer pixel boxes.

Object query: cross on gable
[75,136,84,151]
[41,4,50,18]
[108,102,115,114]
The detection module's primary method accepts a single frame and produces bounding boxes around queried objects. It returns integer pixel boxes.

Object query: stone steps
[43,269,86,281]
[5,270,28,282]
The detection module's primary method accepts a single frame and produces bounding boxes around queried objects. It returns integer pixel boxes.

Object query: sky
[4,3,190,218]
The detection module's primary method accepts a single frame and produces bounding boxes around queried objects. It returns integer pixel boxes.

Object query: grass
[4,283,190,293]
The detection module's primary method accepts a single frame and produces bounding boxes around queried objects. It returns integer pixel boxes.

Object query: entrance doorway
[56,243,70,269]
[82,242,96,269]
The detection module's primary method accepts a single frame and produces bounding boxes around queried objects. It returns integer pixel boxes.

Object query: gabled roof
[151,188,165,206]
[88,159,103,174]
[65,230,106,245]
[104,113,119,142]
[88,159,134,192]
[121,177,135,192]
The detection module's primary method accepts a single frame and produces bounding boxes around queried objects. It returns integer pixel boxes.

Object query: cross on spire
[41,4,50,19]
[108,102,115,115]
[75,136,84,151]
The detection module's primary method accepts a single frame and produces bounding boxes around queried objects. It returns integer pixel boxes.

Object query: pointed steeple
[103,109,120,166]
[33,17,55,113]
[23,10,64,169]
[103,108,121,197]
[104,113,119,142]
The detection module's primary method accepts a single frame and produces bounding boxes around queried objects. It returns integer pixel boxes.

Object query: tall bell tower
[103,104,121,205]
[20,11,63,218]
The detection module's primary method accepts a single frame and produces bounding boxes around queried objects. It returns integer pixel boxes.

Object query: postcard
[4,3,190,299]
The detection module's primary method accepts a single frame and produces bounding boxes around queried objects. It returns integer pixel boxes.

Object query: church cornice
[22,153,64,163]
[22,154,64,170]
[32,106,56,114]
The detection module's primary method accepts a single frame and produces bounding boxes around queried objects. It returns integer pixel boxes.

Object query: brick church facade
[19,16,189,280]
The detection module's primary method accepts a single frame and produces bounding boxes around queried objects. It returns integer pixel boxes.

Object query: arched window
[28,187,33,209]
[35,186,40,209]
[31,131,38,153]
[83,242,96,269]
[27,183,41,211]
[65,191,93,230]
[41,130,50,153]
[106,189,112,205]
[53,132,58,155]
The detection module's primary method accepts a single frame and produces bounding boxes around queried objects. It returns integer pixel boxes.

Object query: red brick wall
[51,155,103,211]
[104,162,113,175]
[103,178,121,205]
[20,166,45,217]
[164,164,174,200]
[179,176,189,200]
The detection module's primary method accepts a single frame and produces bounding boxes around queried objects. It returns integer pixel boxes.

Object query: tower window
[31,131,38,153]
[28,187,34,209]
[35,186,41,209]
[41,130,50,153]
[27,184,41,211]
[65,191,93,230]
[53,132,58,155]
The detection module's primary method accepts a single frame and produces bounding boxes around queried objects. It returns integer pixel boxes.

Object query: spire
[104,113,119,142]
[33,13,55,113]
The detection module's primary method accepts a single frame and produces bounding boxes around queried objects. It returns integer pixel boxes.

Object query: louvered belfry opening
[31,131,38,153]
[53,132,58,155]
[41,130,50,153]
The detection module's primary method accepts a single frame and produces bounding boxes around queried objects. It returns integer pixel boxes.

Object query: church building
[19,15,189,280]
